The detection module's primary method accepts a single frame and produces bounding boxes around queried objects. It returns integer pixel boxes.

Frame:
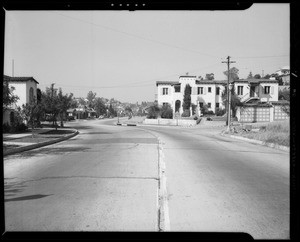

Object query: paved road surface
[4,118,289,239]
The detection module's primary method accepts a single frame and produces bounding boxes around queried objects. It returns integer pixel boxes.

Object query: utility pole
[222,56,236,131]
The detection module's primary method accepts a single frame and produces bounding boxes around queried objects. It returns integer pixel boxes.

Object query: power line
[54,12,218,58]
[234,54,289,59]
[38,62,223,91]
[55,13,289,61]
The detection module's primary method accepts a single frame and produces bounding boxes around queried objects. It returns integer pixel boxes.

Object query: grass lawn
[236,119,290,147]
[3,129,76,153]
[40,129,75,135]
[3,144,21,152]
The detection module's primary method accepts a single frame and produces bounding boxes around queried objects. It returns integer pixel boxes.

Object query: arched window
[175,100,181,112]
[29,87,34,103]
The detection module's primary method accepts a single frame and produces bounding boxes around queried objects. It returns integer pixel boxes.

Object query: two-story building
[156,75,280,118]
[156,75,227,117]
[3,75,39,125]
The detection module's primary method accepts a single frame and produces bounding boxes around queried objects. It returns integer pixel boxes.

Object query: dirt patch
[230,120,290,147]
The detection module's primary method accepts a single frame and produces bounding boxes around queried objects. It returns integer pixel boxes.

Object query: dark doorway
[175,100,181,112]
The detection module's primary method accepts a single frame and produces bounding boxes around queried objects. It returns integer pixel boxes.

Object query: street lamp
[227,83,233,132]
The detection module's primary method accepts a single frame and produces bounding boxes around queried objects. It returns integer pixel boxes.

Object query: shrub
[181,109,190,117]
[146,105,160,119]
[3,123,11,133]
[215,108,226,116]
[15,123,28,132]
[160,104,173,119]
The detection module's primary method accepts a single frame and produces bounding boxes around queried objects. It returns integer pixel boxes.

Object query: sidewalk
[3,128,53,141]
[3,127,79,156]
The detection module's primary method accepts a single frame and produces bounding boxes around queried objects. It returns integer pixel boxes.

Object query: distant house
[3,75,39,125]
[155,74,288,122]
[67,105,97,119]
[156,75,226,117]
[270,66,290,85]
[233,79,279,103]
[156,75,280,116]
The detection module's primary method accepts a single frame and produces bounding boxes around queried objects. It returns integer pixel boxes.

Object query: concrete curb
[220,132,289,152]
[116,123,137,126]
[3,129,79,157]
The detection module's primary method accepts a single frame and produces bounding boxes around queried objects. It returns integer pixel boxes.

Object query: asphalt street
[4,118,289,239]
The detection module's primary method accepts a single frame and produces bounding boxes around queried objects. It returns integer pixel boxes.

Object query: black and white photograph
[2,2,293,240]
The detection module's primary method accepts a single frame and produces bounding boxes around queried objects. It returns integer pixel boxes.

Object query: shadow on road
[5,194,52,202]
[7,146,91,159]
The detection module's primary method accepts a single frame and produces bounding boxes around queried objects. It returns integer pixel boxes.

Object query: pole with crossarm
[222,56,236,132]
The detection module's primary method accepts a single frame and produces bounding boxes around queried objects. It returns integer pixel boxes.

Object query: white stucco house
[3,75,39,125]
[156,75,280,118]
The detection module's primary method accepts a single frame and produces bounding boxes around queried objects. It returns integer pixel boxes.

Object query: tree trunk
[60,113,64,127]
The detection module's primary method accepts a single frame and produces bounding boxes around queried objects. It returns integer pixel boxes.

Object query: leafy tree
[205,73,214,80]
[182,84,192,111]
[21,97,43,130]
[86,91,97,108]
[41,84,60,128]
[94,97,106,116]
[254,74,261,79]
[247,72,253,79]
[200,104,210,116]
[3,80,19,114]
[278,88,290,101]
[108,103,117,117]
[223,67,239,81]
[160,103,173,119]
[57,88,73,127]
[78,97,87,106]
[221,86,242,118]
[273,73,284,85]
[37,88,42,102]
[69,97,78,109]
[264,74,271,79]
[125,106,133,117]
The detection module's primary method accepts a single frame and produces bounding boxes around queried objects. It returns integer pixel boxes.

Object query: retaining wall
[143,118,196,126]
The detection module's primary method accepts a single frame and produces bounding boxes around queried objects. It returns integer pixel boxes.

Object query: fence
[236,102,289,123]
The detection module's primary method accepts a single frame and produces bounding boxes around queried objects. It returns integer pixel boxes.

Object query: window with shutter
[203,87,206,95]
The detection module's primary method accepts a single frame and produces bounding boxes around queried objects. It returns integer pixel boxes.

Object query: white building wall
[9,82,27,108]
[157,85,173,106]
[259,83,278,102]
[179,77,196,87]
[215,85,225,109]
[195,84,218,112]
[26,80,38,103]
[234,83,250,102]
[157,78,229,116]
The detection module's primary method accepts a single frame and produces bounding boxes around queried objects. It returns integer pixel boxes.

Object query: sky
[4,3,289,103]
